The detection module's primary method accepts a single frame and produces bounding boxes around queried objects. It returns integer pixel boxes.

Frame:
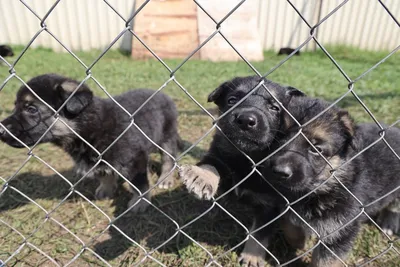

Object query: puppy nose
[235,113,257,130]
[272,165,293,179]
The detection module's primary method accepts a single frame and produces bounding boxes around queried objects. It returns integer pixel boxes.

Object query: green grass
[0,46,399,266]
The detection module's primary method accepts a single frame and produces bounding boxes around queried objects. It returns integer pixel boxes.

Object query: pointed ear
[281,86,305,107]
[338,110,358,150]
[57,81,93,116]
[207,81,229,103]
[286,86,305,97]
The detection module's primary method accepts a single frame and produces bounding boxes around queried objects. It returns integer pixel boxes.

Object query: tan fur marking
[329,155,341,169]
[22,94,34,102]
[283,113,295,130]
[37,102,50,113]
[49,118,77,137]
[339,112,354,136]
[387,198,400,213]
[282,220,307,249]
[315,155,343,192]
[60,81,79,93]
[320,156,341,180]
[308,123,330,142]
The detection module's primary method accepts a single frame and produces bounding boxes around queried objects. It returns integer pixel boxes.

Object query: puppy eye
[309,145,323,156]
[25,105,38,114]
[270,105,280,112]
[227,96,237,105]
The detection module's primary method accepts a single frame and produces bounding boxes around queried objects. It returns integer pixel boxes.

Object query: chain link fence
[0,0,399,266]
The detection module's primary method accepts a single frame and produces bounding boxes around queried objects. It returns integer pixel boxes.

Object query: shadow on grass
[0,170,306,266]
[0,169,95,212]
[0,137,205,213]
[0,140,307,266]
[93,187,307,266]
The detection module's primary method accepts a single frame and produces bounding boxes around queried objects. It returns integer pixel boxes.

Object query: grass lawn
[0,46,399,266]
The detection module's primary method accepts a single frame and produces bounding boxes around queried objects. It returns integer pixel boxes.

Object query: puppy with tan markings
[264,96,400,267]
[0,74,181,212]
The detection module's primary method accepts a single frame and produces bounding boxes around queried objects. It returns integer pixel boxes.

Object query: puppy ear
[280,86,305,108]
[207,81,229,103]
[286,86,305,97]
[338,110,358,150]
[57,81,93,116]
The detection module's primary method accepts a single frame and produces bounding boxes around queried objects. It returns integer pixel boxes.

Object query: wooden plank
[196,0,264,61]
[132,0,200,60]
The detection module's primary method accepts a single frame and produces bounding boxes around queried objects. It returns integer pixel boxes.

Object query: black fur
[181,76,400,266]
[0,74,181,211]
[0,45,14,57]
[277,47,300,56]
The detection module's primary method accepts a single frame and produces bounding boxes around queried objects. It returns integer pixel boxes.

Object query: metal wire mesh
[0,0,399,266]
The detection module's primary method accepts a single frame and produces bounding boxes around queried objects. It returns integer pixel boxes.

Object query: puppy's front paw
[95,184,116,200]
[128,193,150,213]
[179,164,220,200]
[377,209,400,236]
[239,252,265,267]
[157,175,175,189]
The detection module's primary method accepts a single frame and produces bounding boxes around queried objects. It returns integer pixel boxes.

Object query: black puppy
[179,76,305,266]
[278,47,300,56]
[0,45,14,57]
[0,74,181,212]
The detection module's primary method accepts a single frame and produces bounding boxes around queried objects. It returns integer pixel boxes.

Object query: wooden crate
[131,0,264,62]
[132,0,200,59]
[196,0,264,62]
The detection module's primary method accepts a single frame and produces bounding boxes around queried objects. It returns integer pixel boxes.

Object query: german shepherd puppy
[178,76,305,265]
[261,96,400,266]
[0,74,180,212]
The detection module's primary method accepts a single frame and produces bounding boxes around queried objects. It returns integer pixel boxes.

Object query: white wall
[0,0,135,52]
[257,0,400,52]
[1,0,399,53]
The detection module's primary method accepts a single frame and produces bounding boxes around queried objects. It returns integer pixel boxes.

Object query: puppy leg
[239,211,279,267]
[179,164,220,200]
[311,224,359,267]
[282,220,308,249]
[128,155,151,213]
[95,174,118,200]
[377,198,400,236]
[157,138,177,189]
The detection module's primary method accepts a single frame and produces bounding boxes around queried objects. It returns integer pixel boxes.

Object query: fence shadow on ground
[93,185,307,266]
[0,163,307,266]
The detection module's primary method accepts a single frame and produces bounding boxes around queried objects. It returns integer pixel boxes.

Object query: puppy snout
[0,127,4,136]
[272,165,293,179]
[234,112,257,131]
